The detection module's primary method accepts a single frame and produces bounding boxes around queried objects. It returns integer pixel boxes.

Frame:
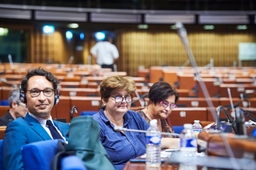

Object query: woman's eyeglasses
[160,101,177,109]
[111,95,132,103]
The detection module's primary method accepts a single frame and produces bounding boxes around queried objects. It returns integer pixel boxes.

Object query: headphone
[19,87,60,105]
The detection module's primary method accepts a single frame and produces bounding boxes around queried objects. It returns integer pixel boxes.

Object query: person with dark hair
[3,67,69,170]
[92,75,149,170]
[0,89,28,126]
[90,36,119,71]
[137,81,180,148]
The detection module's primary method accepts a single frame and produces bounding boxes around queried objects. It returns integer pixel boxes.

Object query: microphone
[8,54,14,70]
[67,56,74,64]
[131,93,148,107]
[234,107,247,136]
[227,88,235,116]
[180,59,190,67]
[175,22,187,39]
[114,126,180,137]
[70,105,78,120]
[237,107,256,123]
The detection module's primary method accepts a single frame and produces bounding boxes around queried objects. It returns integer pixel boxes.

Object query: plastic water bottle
[146,119,161,167]
[179,124,197,170]
[192,120,202,138]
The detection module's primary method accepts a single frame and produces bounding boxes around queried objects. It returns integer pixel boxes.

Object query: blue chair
[61,155,87,170]
[22,140,86,170]
[80,111,97,116]
[173,126,184,134]
[0,140,4,170]
[0,100,9,106]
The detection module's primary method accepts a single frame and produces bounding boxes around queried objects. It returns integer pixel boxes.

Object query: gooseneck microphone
[114,126,180,137]
[240,108,256,122]
[175,22,216,121]
[70,105,78,120]
[234,107,247,136]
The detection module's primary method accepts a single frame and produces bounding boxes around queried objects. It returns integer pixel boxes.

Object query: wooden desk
[167,107,208,126]
[123,161,178,170]
[198,130,256,160]
[177,97,219,107]
[220,84,256,98]
[60,88,99,97]
[0,106,8,117]
[0,126,6,139]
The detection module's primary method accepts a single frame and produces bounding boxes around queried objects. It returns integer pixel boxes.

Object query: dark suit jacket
[3,113,69,170]
[0,111,14,126]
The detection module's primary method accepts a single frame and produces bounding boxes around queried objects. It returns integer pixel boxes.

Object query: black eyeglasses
[27,88,55,97]
[18,102,27,108]
[160,101,177,109]
[111,95,132,103]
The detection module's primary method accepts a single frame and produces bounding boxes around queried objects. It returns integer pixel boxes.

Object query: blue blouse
[93,109,149,170]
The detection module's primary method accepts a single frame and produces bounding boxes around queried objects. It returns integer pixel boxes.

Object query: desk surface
[123,162,179,170]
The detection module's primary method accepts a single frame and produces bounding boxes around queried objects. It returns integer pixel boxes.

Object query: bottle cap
[150,119,157,126]
[194,120,200,123]
[184,123,192,128]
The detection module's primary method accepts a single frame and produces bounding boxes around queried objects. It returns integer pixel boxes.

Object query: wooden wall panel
[116,29,256,76]
[33,29,67,63]
[30,27,255,77]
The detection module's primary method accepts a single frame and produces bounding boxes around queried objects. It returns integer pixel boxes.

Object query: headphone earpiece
[19,91,26,103]
[54,89,60,105]
[19,84,26,104]
[54,94,59,105]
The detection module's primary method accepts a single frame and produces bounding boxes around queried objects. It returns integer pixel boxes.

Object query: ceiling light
[42,25,55,34]
[0,28,8,36]
[236,25,247,30]
[204,25,214,30]
[170,25,176,30]
[66,31,73,39]
[138,24,148,29]
[68,23,79,29]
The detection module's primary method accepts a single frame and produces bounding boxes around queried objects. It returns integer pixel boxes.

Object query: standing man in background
[90,36,119,71]
[0,89,28,126]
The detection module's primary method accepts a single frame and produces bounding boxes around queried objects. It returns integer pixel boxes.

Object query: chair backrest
[22,140,86,170]
[0,100,9,106]
[173,126,184,134]
[80,111,97,116]
[22,140,59,170]
[61,155,87,170]
[0,140,4,170]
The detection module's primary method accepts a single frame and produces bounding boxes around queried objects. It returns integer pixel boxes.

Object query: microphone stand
[176,22,241,169]
[131,93,148,107]
[241,109,256,122]
[234,107,247,136]
[175,22,216,121]
[114,126,180,137]
[133,91,147,107]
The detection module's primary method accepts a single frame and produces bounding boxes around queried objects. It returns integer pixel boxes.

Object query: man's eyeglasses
[160,101,177,109]
[18,102,27,108]
[111,95,132,103]
[27,88,55,97]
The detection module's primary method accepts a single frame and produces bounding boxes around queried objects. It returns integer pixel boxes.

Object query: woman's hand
[161,138,180,149]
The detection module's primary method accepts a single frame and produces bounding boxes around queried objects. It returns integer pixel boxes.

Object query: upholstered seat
[22,139,86,170]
